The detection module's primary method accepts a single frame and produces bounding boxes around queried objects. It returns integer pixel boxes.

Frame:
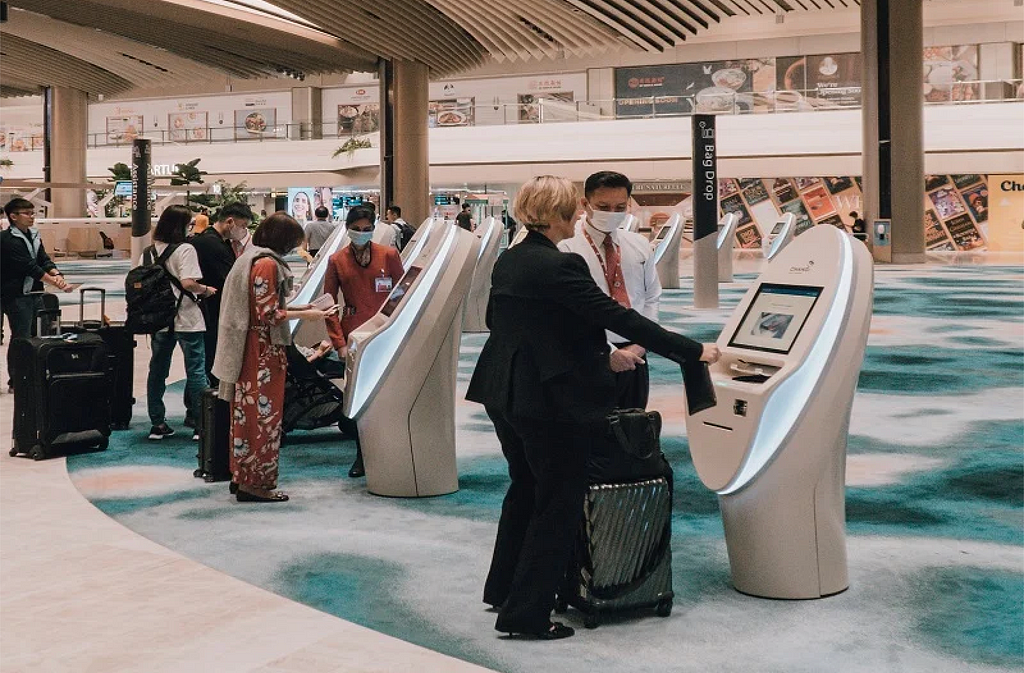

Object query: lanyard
[582,227,614,280]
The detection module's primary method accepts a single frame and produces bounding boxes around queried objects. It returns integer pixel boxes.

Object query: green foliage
[332,137,373,159]
[0,158,13,168]
[169,158,207,187]
[108,162,131,181]
[187,179,250,220]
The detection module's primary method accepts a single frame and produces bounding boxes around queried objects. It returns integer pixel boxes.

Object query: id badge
[375,276,393,293]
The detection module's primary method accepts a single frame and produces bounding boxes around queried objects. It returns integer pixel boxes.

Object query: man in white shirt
[558,171,661,409]
[305,206,336,257]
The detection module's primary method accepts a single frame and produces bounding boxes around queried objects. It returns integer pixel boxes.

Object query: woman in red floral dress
[213,213,335,503]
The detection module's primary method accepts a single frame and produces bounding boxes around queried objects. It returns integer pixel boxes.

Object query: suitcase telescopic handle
[78,287,106,327]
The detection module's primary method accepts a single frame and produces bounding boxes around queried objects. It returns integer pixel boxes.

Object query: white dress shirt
[559,222,662,345]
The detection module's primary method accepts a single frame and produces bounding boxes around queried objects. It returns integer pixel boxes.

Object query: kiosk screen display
[655,225,671,241]
[380,266,422,317]
[770,220,786,235]
[728,283,822,354]
[114,181,132,197]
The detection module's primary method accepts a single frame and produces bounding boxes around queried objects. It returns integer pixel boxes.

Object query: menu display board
[106,115,143,144]
[923,46,979,103]
[168,112,208,141]
[338,103,379,134]
[429,99,474,127]
[234,108,276,139]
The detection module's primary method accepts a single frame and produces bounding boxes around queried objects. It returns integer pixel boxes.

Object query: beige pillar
[389,60,430,226]
[45,87,89,218]
[291,86,323,140]
[862,0,926,264]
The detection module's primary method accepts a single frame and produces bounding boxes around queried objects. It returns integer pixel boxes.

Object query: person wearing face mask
[1,197,70,392]
[192,202,253,390]
[558,171,661,409]
[323,205,405,478]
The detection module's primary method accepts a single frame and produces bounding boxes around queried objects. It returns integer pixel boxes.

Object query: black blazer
[466,231,703,423]
[0,227,57,302]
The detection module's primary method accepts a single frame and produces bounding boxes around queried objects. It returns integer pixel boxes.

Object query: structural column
[381,59,430,226]
[44,86,88,218]
[861,0,926,263]
[291,86,323,140]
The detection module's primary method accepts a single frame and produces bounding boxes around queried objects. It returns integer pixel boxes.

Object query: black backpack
[397,222,415,251]
[124,244,196,334]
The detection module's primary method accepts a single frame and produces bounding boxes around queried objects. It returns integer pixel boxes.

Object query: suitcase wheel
[8,447,19,457]
[30,445,46,461]
[583,613,600,630]
[656,599,673,618]
[554,597,567,614]
[98,437,109,450]
[193,468,204,479]
[203,474,217,483]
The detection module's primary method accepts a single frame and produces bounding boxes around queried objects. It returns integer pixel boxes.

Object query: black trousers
[614,353,650,410]
[483,406,595,633]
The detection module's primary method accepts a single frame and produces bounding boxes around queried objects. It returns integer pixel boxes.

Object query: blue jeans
[147,331,207,427]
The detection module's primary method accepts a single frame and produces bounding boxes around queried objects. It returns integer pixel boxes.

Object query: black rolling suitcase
[28,291,61,337]
[9,332,112,460]
[557,410,674,628]
[194,388,231,482]
[60,288,136,430]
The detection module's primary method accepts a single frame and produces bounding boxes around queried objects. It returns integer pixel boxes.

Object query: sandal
[236,489,289,503]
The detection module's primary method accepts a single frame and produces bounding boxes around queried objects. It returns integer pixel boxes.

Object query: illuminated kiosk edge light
[463,217,502,333]
[289,222,351,340]
[651,213,683,290]
[685,225,873,599]
[342,222,479,497]
[401,217,440,264]
[717,212,740,283]
[762,212,795,261]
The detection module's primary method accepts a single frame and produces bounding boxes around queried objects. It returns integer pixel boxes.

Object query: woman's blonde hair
[513,175,579,231]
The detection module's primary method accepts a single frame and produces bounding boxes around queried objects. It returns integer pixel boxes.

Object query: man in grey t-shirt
[305,206,337,257]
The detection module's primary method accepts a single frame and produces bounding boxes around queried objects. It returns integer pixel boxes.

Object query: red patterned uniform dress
[230,257,288,491]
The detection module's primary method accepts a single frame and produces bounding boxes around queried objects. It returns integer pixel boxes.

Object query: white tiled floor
[0,323,493,673]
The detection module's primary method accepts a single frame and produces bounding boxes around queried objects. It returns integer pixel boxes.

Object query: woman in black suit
[467,176,719,640]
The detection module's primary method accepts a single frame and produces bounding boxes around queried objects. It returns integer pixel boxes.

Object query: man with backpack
[126,205,215,441]
[385,205,414,251]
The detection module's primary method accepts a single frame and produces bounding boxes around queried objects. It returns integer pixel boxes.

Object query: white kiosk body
[651,214,683,290]
[342,223,478,497]
[623,214,640,233]
[508,225,529,248]
[463,217,502,333]
[686,225,873,599]
[762,213,796,261]
[401,217,440,264]
[290,224,351,346]
[717,213,740,283]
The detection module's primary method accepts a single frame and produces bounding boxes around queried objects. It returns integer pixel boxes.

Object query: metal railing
[3,78,1019,151]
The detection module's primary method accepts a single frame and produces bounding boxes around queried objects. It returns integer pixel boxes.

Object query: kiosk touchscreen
[342,222,478,497]
[762,213,795,261]
[686,225,873,599]
[651,214,683,289]
[717,213,740,283]
[463,217,502,333]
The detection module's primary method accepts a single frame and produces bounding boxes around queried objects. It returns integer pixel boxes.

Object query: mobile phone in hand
[311,293,336,311]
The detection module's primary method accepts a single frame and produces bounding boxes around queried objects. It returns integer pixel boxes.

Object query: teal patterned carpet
[61,265,1023,673]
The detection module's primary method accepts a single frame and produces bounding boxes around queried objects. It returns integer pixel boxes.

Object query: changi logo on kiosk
[1000,179,1024,192]
[790,261,815,274]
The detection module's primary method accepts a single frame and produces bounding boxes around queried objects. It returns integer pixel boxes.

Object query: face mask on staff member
[348,229,373,247]
[583,184,631,233]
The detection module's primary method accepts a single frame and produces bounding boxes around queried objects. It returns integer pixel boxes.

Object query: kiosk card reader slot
[686,225,873,599]
[716,213,740,283]
[651,214,683,289]
[463,217,502,333]
[342,222,478,498]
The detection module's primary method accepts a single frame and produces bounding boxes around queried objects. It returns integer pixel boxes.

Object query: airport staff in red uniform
[323,205,404,478]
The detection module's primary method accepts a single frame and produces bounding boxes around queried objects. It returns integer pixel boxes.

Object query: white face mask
[588,209,628,233]
[229,226,248,242]
[348,229,373,247]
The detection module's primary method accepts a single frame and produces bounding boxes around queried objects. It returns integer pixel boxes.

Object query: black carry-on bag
[557,409,674,629]
[9,332,112,460]
[195,388,231,482]
[60,288,136,430]
[28,291,61,337]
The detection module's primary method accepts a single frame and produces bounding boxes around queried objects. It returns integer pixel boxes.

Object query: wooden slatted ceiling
[0,34,134,95]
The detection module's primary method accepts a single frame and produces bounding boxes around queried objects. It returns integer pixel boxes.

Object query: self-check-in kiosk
[717,213,740,283]
[463,217,502,333]
[401,217,440,264]
[762,213,795,261]
[342,222,479,497]
[651,214,683,289]
[508,225,529,248]
[623,214,640,233]
[686,225,873,599]
[290,224,350,345]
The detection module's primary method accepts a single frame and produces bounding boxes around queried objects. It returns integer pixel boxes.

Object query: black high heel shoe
[236,489,289,503]
[229,481,238,495]
[503,622,574,640]
[348,452,364,478]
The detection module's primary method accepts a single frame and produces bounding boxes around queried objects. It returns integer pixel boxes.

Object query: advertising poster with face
[923,46,979,103]
[720,193,752,226]
[288,188,315,223]
[106,115,143,144]
[958,184,988,224]
[929,187,967,220]
[741,179,770,206]
[924,209,953,249]
[944,213,986,250]
[770,178,799,205]
[802,185,837,221]
[168,112,208,141]
[234,108,276,139]
[338,103,380,134]
[313,187,335,216]
[429,99,474,128]
[781,199,814,235]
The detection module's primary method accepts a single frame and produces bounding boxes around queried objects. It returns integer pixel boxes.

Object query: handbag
[586,409,672,485]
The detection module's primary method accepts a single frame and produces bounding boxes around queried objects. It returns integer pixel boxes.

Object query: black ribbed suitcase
[59,288,136,430]
[9,333,112,460]
[194,388,231,482]
[557,477,674,629]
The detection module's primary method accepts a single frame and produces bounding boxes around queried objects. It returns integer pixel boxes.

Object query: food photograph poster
[234,108,277,139]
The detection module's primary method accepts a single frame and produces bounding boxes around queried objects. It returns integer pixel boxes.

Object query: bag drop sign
[692,115,718,241]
